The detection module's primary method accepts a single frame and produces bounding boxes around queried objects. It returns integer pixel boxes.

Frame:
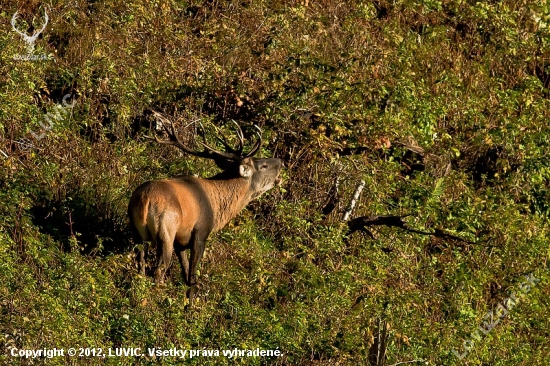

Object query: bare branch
[343,180,365,221]
[347,214,474,244]
[368,318,389,366]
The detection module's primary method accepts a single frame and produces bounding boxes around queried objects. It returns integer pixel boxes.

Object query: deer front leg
[176,247,190,286]
[187,235,206,307]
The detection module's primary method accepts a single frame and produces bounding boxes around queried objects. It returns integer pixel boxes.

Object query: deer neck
[205,177,253,232]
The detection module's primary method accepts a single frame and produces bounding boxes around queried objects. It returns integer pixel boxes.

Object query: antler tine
[147,111,209,157]
[194,120,207,143]
[244,125,263,158]
[189,119,238,160]
[11,12,27,38]
[195,140,239,160]
[145,111,173,143]
[212,124,238,154]
[230,120,245,154]
[151,110,176,139]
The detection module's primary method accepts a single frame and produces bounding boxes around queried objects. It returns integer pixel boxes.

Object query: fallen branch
[347,214,474,243]
[343,180,365,221]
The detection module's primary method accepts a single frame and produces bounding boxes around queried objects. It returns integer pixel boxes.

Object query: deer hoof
[153,268,165,284]
[186,285,199,306]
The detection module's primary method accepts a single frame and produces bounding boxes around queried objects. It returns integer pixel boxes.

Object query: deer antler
[147,111,264,162]
[243,125,262,158]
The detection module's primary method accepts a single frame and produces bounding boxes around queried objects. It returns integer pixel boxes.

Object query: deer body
[130,176,253,244]
[128,112,282,306]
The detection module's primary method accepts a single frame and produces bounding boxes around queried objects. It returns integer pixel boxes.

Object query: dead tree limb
[343,180,365,221]
[368,317,389,366]
[347,214,474,244]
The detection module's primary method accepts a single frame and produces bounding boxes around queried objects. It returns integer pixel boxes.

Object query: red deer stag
[128,111,283,306]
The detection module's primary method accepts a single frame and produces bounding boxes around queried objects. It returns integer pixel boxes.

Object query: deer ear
[239,158,253,179]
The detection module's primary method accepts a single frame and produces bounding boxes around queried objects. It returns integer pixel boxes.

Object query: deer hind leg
[187,232,207,307]
[174,238,191,286]
[153,224,176,285]
[138,246,146,276]
[131,221,150,277]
